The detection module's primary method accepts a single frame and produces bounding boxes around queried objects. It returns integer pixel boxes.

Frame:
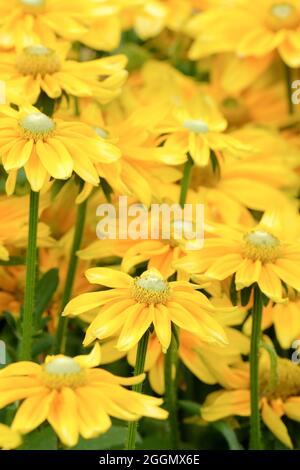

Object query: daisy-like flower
[0,0,100,51]
[244,288,300,350]
[0,424,21,450]
[79,206,202,279]
[176,210,300,303]
[0,44,128,105]
[0,105,120,193]
[100,295,250,394]
[201,355,300,449]
[0,344,167,447]
[60,99,186,205]
[186,0,300,67]
[63,267,228,352]
[155,94,251,167]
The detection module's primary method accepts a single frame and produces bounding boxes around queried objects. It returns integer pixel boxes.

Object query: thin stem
[179,154,193,208]
[53,186,88,354]
[125,330,150,450]
[164,329,180,449]
[19,190,40,360]
[249,284,263,450]
[284,62,294,115]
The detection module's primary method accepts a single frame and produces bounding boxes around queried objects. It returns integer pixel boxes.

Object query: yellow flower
[244,289,300,350]
[64,99,186,205]
[0,424,22,450]
[186,0,300,67]
[201,356,300,449]
[101,294,250,394]
[0,344,167,447]
[79,204,202,279]
[63,267,228,352]
[176,209,300,303]
[156,93,251,167]
[0,105,120,193]
[0,0,99,51]
[0,44,128,104]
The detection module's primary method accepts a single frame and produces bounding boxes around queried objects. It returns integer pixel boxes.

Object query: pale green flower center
[19,0,45,13]
[132,270,170,304]
[183,119,209,133]
[16,45,61,76]
[266,2,300,30]
[95,127,109,139]
[44,357,81,375]
[242,230,281,263]
[20,0,44,7]
[19,112,56,140]
[271,3,294,18]
[41,356,87,389]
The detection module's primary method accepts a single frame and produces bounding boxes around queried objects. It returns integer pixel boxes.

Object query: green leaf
[70,425,136,450]
[212,421,243,450]
[19,426,57,450]
[34,268,59,327]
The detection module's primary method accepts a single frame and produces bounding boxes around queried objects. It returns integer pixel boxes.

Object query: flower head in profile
[156,94,251,167]
[0,105,120,193]
[176,209,300,303]
[63,267,228,352]
[0,44,128,105]
[201,354,300,449]
[0,344,167,447]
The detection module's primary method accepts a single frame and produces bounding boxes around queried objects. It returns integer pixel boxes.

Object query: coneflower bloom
[176,210,300,303]
[63,267,228,352]
[0,344,167,447]
[0,105,120,193]
[201,356,300,449]
[0,44,128,104]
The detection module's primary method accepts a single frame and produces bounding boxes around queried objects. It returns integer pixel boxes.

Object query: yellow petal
[85,267,133,288]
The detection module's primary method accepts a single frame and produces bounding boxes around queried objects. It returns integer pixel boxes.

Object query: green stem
[179,155,193,208]
[164,330,180,449]
[19,190,40,360]
[284,62,294,115]
[249,284,263,450]
[53,186,88,354]
[125,330,150,450]
[260,342,278,395]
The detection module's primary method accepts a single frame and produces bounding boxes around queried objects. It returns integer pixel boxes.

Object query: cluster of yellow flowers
[0,0,299,452]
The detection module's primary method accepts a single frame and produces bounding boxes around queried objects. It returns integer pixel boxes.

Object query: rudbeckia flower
[0,0,100,50]
[201,355,300,449]
[176,210,300,303]
[0,105,120,193]
[100,295,250,394]
[155,94,251,167]
[0,44,128,105]
[60,99,186,205]
[186,0,300,67]
[63,267,228,352]
[244,288,300,350]
[0,344,167,447]
[0,424,22,450]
